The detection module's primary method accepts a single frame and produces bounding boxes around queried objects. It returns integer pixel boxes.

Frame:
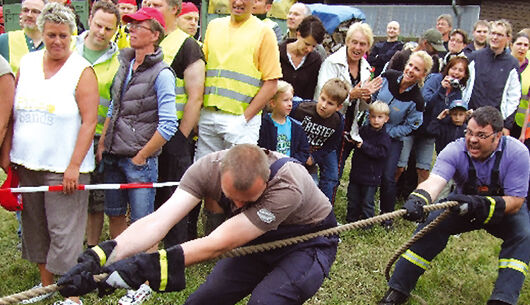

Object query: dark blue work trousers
[389,203,530,305]
[185,213,338,305]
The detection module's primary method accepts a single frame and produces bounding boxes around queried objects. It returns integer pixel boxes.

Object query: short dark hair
[442,56,469,86]
[91,1,120,27]
[513,32,529,44]
[450,28,468,44]
[470,106,503,133]
[297,15,326,44]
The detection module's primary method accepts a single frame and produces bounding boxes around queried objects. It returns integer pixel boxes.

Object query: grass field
[0,165,529,304]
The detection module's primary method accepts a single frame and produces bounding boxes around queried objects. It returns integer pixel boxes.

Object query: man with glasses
[441,29,468,69]
[379,106,530,305]
[0,0,45,73]
[463,19,521,135]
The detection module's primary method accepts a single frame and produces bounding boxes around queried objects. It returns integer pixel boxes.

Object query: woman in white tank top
[9,3,98,305]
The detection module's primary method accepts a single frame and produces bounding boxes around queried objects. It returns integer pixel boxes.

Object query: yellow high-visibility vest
[203,16,264,115]
[7,30,29,73]
[514,64,530,128]
[159,28,189,120]
[92,53,120,135]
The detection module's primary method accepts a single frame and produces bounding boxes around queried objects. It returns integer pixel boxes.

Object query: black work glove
[446,194,506,224]
[403,189,432,222]
[101,244,186,293]
[58,240,117,297]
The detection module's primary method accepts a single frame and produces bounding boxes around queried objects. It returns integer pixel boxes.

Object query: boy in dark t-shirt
[290,78,348,202]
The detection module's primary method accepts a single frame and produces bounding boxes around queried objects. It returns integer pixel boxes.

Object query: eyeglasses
[464,129,496,140]
[126,23,152,32]
[490,32,506,38]
[21,7,41,15]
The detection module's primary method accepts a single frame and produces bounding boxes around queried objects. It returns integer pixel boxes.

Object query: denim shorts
[397,136,435,170]
[103,154,158,222]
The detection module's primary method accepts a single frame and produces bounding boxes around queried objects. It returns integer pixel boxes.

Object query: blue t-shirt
[271,114,292,157]
[431,136,529,198]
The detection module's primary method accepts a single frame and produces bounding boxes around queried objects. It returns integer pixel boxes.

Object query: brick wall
[480,0,530,33]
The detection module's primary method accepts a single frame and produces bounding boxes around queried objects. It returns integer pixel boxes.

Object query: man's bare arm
[179,59,205,137]
[113,188,201,261]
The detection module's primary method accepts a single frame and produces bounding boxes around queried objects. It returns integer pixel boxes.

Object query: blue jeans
[346,182,377,222]
[103,154,158,222]
[380,139,403,217]
[311,150,338,202]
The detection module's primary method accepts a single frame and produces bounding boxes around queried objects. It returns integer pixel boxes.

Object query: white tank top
[11,50,95,173]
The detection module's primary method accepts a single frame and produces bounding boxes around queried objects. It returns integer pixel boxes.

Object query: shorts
[195,108,261,161]
[103,154,158,222]
[88,138,104,213]
[18,166,89,275]
[397,136,435,170]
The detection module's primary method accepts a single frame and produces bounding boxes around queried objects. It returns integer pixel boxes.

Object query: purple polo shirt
[432,136,529,197]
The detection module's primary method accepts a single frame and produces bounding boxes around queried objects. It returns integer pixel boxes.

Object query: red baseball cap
[178,2,199,17]
[118,0,137,6]
[123,7,166,30]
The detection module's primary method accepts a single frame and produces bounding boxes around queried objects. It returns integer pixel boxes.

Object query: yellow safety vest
[269,0,296,19]
[8,30,30,73]
[71,39,120,135]
[514,63,530,128]
[159,28,189,120]
[203,16,264,115]
[93,53,120,135]
[207,0,294,19]
[113,25,130,49]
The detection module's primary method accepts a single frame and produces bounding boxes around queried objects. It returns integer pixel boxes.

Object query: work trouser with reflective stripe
[389,202,530,305]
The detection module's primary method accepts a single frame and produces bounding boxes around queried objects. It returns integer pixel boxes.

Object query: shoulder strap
[269,157,301,181]
[489,137,506,195]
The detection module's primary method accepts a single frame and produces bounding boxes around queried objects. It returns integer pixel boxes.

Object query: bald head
[286,2,309,33]
[386,21,400,41]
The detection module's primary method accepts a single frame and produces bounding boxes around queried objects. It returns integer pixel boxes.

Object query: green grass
[0,165,529,304]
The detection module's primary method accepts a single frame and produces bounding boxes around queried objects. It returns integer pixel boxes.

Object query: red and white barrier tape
[0,181,180,193]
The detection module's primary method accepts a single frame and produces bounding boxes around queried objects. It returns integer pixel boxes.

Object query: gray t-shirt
[0,54,13,77]
[179,150,332,231]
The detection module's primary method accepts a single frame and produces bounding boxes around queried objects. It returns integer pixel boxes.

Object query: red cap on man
[123,6,166,30]
[118,0,137,6]
[178,2,199,17]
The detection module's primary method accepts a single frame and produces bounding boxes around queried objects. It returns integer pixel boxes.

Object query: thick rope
[384,206,456,305]
[0,201,458,305]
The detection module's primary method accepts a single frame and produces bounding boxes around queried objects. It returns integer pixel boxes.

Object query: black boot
[378,288,409,305]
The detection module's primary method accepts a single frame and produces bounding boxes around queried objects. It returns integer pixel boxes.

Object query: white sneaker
[53,299,83,305]
[20,283,55,304]
[118,284,152,305]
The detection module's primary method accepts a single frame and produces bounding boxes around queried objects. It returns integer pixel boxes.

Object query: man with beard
[463,20,490,56]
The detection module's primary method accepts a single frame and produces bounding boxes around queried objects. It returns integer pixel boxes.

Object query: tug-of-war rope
[0,200,459,305]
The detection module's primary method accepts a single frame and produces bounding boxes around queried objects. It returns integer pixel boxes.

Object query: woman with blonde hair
[372,50,432,228]
[315,22,382,199]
